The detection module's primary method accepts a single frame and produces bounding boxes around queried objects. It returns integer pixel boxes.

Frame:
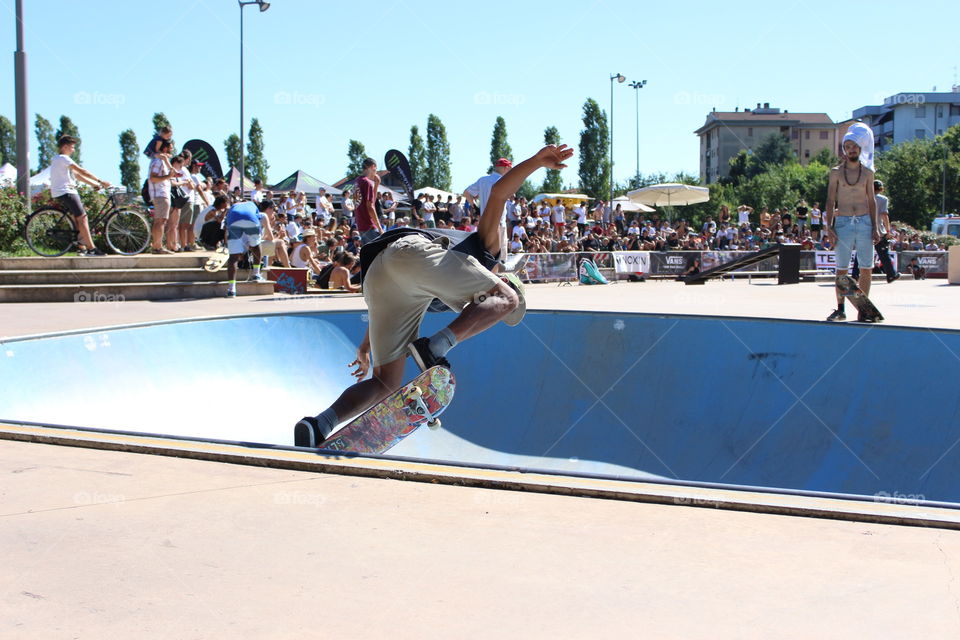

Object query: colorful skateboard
[203,248,229,272]
[319,366,455,454]
[836,274,884,322]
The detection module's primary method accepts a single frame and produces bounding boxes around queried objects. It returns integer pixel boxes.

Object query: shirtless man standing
[824,123,881,322]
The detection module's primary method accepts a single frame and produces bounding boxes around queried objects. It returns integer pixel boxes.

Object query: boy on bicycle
[50,135,111,256]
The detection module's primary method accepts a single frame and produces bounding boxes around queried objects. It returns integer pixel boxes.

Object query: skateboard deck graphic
[319,366,455,454]
[836,274,884,322]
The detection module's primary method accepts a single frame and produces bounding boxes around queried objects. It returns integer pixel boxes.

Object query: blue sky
[1,0,957,190]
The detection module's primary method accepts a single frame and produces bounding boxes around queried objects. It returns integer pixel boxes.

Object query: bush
[0,186,30,254]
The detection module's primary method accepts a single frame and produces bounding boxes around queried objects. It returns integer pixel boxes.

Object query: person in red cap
[463,157,513,270]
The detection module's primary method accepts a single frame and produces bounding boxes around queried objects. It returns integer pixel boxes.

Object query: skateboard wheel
[427,418,441,430]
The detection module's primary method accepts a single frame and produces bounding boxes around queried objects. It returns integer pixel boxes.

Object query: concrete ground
[2,278,960,638]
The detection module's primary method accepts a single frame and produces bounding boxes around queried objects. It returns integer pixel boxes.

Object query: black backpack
[141,179,152,206]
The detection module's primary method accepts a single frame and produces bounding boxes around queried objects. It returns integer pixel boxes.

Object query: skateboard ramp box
[2,311,959,503]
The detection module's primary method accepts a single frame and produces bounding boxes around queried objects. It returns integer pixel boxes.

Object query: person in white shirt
[179,161,209,251]
[551,203,566,233]
[148,139,177,253]
[572,204,587,235]
[48,135,110,255]
[463,157,513,269]
[341,190,355,223]
[421,195,437,228]
[737,204,752,225]
[251,180,265,204]
[286,213,304,241]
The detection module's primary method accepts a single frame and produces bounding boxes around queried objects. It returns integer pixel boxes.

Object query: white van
[931,215,960,238]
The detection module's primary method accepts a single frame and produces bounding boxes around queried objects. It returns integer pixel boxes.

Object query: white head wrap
[842,122,875,171]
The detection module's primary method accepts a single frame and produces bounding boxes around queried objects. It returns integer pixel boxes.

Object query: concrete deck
[2,278,959,638]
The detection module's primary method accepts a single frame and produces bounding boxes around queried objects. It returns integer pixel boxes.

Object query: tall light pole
[628,80,647,188]
[14,0,29,207]
[609,73,625,208]
[238,0,270,196]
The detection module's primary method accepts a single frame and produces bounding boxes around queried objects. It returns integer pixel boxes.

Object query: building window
[951,105,960,116]
[747,128,753,137]
[915,106,927,118]
[938,108,944,118]
[915,129,927,139]
[804,150,810,158]
[820,131,829,140]
[805,131,810,140]
[791,130,799,139]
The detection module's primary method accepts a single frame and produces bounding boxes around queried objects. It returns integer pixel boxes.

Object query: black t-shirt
[796,206,809,219]
[358,227,498,284]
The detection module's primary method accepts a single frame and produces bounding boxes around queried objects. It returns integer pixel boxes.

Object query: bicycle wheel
[105,209,151,255]
[24,207,77,257]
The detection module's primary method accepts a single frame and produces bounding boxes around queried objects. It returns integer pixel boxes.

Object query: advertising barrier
[516,250,947,282]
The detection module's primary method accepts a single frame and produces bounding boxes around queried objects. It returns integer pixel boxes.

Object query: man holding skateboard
[294,145,573,446]
[825,123,881,322]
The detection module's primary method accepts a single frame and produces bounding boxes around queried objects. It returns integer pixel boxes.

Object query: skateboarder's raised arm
[477,145,573,253]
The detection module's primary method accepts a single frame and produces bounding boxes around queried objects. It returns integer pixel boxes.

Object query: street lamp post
[609,73,625,210]
[628,80,647,188]
[238,0,270,196]
[14,0,29,207]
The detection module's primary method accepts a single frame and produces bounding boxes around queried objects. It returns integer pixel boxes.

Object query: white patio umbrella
[626,183,709,207]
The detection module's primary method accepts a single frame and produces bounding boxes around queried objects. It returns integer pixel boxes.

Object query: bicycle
[23,190,152,257]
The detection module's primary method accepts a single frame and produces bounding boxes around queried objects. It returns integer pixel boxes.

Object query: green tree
[35,114,57,170]
[577,98,610,200]
[152,112,171,134]
[55,116,81,163]
[516,180,538,201]
[408,125,427,188]
[876,138,940,228]
[224,134,242,171]
[346,139,367,177]
[245,118,269,183]
[425,114,451,190]
[0,115,15,165]
[489,116,512,172]
[541,126,563,193]
[753,133,794,169]
[810,147,836,167]
[118,129,140,191]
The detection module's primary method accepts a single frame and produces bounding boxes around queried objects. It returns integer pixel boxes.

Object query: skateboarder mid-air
[825,123,881,322]
[294,145,574,446]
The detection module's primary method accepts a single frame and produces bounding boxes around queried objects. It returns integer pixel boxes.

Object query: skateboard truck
[404,385,442,430]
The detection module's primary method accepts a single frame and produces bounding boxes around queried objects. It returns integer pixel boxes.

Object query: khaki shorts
[364,234,501,366]
[153,197,171,220]
[260,240,276,257]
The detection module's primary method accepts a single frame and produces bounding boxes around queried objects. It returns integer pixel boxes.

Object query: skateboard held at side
[203,248,229,272]
[836,274,883,322]
[319,366,455,454]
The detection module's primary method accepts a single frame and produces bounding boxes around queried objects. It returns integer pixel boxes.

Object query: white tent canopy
[415,187,460,201]
[612,195,655,213]
[0,162,16,187]
[532,193,590,203]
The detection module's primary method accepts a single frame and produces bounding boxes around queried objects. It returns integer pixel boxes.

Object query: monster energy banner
[182,139,223,180]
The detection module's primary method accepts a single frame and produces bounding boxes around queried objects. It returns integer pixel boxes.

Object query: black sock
[838,300,845,312]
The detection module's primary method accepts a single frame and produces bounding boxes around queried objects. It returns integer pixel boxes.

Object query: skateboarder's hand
[873,228,882,243]
[535,144,574,170]
[349,344,371,379]
[826,227,837,243]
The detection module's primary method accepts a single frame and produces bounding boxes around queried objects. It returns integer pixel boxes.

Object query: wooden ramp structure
[684,243,800,285]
